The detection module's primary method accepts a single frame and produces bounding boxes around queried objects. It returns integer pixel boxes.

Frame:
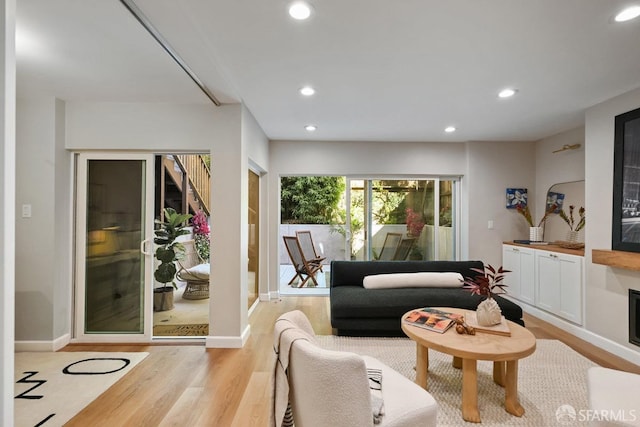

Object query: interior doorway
[152,154,211,337]
[248,170,260,309]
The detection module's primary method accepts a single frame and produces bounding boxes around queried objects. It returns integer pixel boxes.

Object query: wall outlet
[488,220,494,229]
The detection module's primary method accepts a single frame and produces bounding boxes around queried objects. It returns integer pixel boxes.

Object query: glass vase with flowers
[559,205,585,242]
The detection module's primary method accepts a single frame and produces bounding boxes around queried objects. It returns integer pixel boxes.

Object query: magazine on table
[403,307,463,333]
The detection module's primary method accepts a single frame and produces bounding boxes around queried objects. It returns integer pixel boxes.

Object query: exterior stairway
[160,154,210,217]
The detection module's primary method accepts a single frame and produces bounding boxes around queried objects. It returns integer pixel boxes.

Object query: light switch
[22,204,32,218]
[488,220,494,229]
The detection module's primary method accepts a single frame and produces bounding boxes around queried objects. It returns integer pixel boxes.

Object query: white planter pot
[529,226,543,242]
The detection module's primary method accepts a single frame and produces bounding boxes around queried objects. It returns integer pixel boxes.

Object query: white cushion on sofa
[363,272,463,289]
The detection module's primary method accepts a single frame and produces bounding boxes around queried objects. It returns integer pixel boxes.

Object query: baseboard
[16,333,71,352]
[205,324,251,348]
[518,301,640,366]
[259,292,272,301]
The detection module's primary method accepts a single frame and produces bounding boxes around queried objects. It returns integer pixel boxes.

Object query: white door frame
[73,152,155,342]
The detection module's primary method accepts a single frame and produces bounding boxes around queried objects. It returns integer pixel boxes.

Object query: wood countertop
[503,241,585,257]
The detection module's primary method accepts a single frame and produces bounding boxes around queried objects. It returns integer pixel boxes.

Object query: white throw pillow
[181,263,210,280]
[362,272,463,289]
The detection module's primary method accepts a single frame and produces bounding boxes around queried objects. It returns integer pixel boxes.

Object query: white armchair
[587,367,640,426]
[273,310,438,427]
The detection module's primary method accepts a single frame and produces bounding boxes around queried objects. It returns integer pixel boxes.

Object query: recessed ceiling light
[498,88,517,98]
[305,124,317,132]
[445,126,456,133]
[289,1,312,20]
[615,5,640,22]
[300,86,315,96]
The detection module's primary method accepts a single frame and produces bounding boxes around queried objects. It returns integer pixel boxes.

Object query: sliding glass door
[346,178,458,261]
[75,153,155,340]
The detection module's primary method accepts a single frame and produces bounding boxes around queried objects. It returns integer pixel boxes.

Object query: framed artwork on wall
[612,106,640,252]
[506,188,527,209]
[546,192,565,213]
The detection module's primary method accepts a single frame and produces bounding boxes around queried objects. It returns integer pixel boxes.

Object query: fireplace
[630,289,640,347]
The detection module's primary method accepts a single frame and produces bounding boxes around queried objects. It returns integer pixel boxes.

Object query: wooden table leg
[415,344,429,389]
[452,356,462,369]
[493,361,506,386]
[504,359,525,417]
[461,358,481,423]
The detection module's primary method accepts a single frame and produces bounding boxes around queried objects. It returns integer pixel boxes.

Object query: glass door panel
[347,179,366,260]
[75,153,154,339]
[347,178,458,261]
[438,180,455,260]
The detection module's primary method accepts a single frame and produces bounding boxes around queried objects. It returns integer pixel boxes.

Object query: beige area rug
[15,351,148,427]
[153,287,209,336]
[316,337,597,426]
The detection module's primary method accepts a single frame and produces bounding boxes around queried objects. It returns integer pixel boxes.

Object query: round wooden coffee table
[401,307,536,423]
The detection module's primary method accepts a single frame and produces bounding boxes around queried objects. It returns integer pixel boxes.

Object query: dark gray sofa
[330,260,524,336]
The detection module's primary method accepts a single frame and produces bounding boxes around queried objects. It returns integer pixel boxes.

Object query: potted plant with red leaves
[462,264,510,326]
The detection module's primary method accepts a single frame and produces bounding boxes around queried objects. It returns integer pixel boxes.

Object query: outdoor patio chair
[376,232,403,260]
[393,237,415,260]
[176,240,210,300]
[283,235,322,288]
[296,230,326,271]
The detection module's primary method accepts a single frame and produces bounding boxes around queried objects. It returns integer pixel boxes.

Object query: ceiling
[16,0,640,142]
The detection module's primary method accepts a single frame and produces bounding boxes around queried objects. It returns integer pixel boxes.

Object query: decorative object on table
[465,312,511,336]
[191,209,210,261]
[506,188,527,209]
[546,192,565,213]
[516,203,557,242]
[559,205,585,242]
[153,208,192,311]
[462,264,510,326]
[454,317,476,335]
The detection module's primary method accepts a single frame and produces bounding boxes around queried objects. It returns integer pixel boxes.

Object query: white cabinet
[502,244,583,325]
[502,245,535,305]
[535,250,583,324]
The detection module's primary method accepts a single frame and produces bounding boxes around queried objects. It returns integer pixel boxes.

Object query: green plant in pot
[153,208,192,311]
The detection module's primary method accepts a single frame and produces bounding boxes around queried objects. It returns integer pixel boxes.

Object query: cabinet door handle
[550,253,558,258]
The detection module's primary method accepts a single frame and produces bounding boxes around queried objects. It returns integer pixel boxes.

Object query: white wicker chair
[176,240,210,300]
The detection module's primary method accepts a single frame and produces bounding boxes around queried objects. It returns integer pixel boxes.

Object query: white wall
[466,141,537,266]
[11,100,264,347]
[268,139,536,293]
[535,127,585,242]
[66,102,262,346]
[66,102,231,150]
[585,86,640,352]
[242,105,271,304]
[15,98,60,340]
[1,0,15,423]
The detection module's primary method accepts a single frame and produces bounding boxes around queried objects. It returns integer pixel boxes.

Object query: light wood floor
[62,296,640,426]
